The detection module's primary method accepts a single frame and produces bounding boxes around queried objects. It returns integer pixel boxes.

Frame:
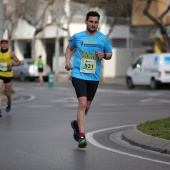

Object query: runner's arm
[65,44,73,71]
[104,52,112,60]
[96,51,112,60]
[9,51,21,67]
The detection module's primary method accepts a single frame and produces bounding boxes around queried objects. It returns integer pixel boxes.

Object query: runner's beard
[0,48,8,53]
[87,27,97,34]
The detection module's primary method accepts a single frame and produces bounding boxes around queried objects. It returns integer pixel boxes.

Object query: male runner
[0,39,21,117]
[65,11,113,148]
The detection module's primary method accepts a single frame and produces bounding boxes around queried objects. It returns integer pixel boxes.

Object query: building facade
[2,0,152,82]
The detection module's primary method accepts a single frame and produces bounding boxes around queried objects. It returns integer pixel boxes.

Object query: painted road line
[86,125,170,165]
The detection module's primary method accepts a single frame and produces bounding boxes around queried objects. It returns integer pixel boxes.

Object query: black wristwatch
[103,54,107,59]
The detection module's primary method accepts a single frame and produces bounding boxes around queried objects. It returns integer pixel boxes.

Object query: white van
[126,53,170,89]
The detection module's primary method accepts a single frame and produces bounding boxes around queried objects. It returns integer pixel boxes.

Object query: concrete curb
[122,126,170,154]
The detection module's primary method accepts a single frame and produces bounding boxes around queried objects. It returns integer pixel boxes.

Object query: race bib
[80,58,96,73]
[0,62,7,71]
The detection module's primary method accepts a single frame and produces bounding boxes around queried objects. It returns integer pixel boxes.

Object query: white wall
[103,48,146,78]
[35,39,46,61]
[13,19,35,39]
[14,41,24,60]
[69,23,86,36]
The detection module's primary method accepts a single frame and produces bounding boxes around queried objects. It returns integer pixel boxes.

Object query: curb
[122,126,170,154]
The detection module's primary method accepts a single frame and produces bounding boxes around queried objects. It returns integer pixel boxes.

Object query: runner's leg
[85,100,92,116]
[0,80,3,116]
[5,82,12,112]
[77,96,87,134]
[39,72,44,84]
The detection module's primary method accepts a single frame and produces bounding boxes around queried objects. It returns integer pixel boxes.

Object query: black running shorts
[0,76,12,83]
[38,67,43,73]
[72,77,99,101]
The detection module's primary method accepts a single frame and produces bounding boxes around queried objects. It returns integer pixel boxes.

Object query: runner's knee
[79,100,87,110]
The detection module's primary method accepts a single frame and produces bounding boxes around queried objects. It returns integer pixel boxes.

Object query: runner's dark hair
[86,11,100,20]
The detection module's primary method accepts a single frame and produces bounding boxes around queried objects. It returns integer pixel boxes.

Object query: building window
[59,37,64,56]
[23,42,31,58]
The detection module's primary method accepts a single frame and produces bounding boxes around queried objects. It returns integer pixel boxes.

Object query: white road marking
[65,104,78,107]
[98,89,135,94]
[140,98,170,104]
[103,103,126,106]
[86,125,170,165]
[50,97,77,103]
[29,105,55,108]
[140,98,153,103]
[159,99,170,103]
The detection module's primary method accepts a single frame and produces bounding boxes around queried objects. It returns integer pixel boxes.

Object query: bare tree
[132,0,170,52]
[20,0,57,57]
[17,0,84,57]
[3,0,26,46]
[143,0,170,52]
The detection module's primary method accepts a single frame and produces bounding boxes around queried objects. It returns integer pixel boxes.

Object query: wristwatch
[103,54,107,59]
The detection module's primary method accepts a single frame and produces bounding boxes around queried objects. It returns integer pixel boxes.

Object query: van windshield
[132,58,142,69]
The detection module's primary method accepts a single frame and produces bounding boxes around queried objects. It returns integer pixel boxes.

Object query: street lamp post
[55,23,59,76]
[0,0,3,39]
[54,0,60,78]
[0,0,9,40]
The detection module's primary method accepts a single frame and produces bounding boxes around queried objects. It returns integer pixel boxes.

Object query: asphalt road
[0,81,170,170]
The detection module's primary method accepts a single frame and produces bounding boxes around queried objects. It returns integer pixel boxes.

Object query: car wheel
[20,73,25,81]
[150,78,158,89]
[126,77,134,89]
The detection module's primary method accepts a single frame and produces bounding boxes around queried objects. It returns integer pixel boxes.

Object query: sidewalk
[122,126,170,154]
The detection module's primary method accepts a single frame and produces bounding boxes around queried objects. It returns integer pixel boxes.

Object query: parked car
[12,59,51,81]
[126,53,170,89]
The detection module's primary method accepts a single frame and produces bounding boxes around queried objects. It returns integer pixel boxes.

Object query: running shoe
[6,104,11,113]
[71,120,79,142]
[78,136,87,148]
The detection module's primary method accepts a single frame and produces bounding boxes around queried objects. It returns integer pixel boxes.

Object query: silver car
[12,59,51,81]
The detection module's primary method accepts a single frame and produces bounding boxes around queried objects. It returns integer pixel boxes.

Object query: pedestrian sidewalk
[121,126,170,154]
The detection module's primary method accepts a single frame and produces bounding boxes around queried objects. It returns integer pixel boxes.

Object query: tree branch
[159,5,170,24]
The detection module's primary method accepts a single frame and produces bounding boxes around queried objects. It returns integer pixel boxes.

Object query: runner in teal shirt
[65,11,113,148]
[69,30,112,81]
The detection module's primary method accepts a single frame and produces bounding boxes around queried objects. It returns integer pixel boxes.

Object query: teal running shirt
[69,31,113,81]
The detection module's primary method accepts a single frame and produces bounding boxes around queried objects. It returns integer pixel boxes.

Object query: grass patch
[137,117,170,140]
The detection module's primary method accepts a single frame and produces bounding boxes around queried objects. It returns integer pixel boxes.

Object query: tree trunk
[144,0,170,52]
